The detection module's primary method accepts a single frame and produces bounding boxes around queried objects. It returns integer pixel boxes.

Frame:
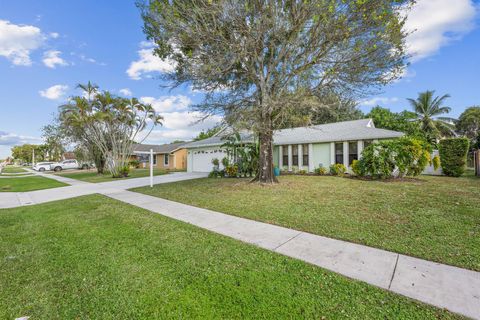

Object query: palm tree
[407,90,456,142]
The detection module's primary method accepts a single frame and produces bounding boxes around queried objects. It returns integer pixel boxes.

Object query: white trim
[343,141,349,167]
[163,154,169,166]
[279,145,283,168]
[308,143,314,172]
[298,144,303,169]
[288,144,292,171]
[330,142,335,165]
[358,140,363,159]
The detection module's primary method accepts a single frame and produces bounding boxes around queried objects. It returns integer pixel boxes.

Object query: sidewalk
[103,189,480,320]
[0,171,207,209]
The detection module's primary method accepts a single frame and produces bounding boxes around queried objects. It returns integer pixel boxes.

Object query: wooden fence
[474,150,480,177]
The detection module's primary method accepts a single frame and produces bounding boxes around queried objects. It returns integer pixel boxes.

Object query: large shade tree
[407,90,456,143]
[59,83,163,177]
[140,0,413,183]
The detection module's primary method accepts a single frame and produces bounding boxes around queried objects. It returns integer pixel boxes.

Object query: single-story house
[131,142,187,170]
[184,119,404,173]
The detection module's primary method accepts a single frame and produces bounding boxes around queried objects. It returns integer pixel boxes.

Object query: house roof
[132,142,186,154]
[273,119,404,145]
[183,119,403,149]
[182,131,255,149]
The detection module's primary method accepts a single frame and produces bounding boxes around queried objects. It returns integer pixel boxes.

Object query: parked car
[49,159,94,172]
[33,162,54,172]
[50,160,80,172]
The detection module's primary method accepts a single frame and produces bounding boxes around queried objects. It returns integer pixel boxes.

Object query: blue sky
[0,0,479,158]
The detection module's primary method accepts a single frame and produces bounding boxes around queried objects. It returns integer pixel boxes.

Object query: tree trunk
[92,148,105,174]
[253,129,278,184]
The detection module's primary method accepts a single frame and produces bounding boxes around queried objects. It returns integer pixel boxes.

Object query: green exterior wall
[273,146,279,167]
[312,143,330,169]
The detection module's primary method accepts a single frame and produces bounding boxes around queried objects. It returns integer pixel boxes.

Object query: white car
[33,162,54,172]
[50,159,80,172]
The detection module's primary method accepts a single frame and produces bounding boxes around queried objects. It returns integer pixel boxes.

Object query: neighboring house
[184,119,404,173]
[131,142,187,170]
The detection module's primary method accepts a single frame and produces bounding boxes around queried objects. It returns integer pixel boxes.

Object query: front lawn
[1,166,27,174]
[133,175,480,271]
[0,195,459,319]
[55,168,171,183]
[0,176,68,192]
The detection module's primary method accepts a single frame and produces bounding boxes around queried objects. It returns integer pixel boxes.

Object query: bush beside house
[439,138,470,177]
[353,137,430,179]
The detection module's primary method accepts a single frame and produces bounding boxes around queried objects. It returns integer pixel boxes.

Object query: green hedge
[354,137,431,179]
[439,138,469,177]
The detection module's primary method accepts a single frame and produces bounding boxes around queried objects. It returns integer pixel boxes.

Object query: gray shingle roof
[183,119,403,148]
[181,131,255,148]
[132,142,185,154]
[274,119,404,145]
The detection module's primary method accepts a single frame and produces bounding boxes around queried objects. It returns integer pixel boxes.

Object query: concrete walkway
[103,190,480,319]
[1,172,479,319]
[0,172,207,208]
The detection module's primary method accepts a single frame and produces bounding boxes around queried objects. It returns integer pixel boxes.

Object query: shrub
[315,166,327,175]
[329,163,347,176]
[351,159,361,176]
[225,164,238,177]
[211,158,219,166]
[432,155,441,171]
[298,169,307,175]
[221,157,229,167]
[208,170,222,178]
[129,160,140,168]
[114,165,130,178]
[355,137,431,179]
[439,138,469,177]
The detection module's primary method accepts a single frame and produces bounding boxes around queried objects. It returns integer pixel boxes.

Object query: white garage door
[191,149,226,172]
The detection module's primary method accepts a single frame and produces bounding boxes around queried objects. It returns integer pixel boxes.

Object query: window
[363,140,373,149]
[282,145,288,166]
[349,142,358,165]
[335,142,344,164]
[164,154,169,166]
[292,145,298,166]
[302,144,309,166]
[153,155,157,165]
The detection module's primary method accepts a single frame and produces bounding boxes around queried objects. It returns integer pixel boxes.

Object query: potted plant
[273,165,280,176]
[211,158,220,171]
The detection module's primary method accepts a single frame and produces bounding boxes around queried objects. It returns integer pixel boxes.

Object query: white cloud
[405,0,477,61]
[140,95,192,113]
[127,43,176,80]
[119,88,132,97]
[141,110,222,145]
[359,97,399,107]
[42,50,68,68]
[49,32,59,39]
[162,111,221,130]
[0,131,41,146]
[0,19,45,66]
[39,84,69,100]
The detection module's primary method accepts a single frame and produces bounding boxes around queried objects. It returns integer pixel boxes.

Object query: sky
[0,0,479,158]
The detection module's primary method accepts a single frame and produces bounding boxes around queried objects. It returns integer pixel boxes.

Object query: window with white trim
[335,142,344,164]
[164,154,169,166]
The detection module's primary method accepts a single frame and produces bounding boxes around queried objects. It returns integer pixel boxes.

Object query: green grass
[0,176,68,192]
[133,174,480,271]
[0,195,461,319]
[56,168,171,183]
[1,166,27,173]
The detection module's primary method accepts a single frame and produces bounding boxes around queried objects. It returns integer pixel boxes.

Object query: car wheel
[54,166,62,172]
[39,167,45,172]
